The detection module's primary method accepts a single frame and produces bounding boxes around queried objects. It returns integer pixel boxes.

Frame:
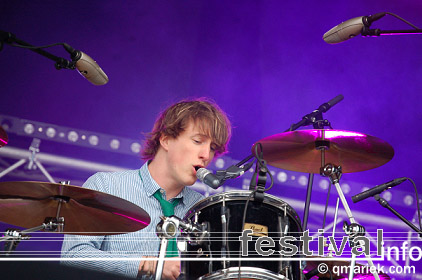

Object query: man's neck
[148,158,183,200]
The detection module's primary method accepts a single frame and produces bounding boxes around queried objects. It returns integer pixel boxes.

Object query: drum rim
[184,190,302,232]
[197,266,288,280]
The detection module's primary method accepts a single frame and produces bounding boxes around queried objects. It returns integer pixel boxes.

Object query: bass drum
[180,191,303,280]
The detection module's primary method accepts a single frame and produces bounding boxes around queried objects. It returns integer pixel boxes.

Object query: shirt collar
[139,161,186,204]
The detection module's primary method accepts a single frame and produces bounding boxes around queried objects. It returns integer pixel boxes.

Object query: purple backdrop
[0,1,421,279]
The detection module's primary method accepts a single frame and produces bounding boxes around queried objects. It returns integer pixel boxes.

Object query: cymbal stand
[326,198,340,257]
[313,129,377,279]
[0,181,68,255]
[286,100,336,230]
[155,216,209,280]
[0,138,55,183]
[0,217,64,256]
[320,163,380,280]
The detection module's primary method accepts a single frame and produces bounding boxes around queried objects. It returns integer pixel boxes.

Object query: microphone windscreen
[75,52,109,85]
[323,17,364,44]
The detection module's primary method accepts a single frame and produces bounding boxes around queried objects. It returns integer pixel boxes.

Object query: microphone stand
[0,30,75,70]
[362,27,422,37]
[373,194,422,237]
[285,96,340,230]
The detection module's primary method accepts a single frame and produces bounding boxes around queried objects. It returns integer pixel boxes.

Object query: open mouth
[193,165,203,174]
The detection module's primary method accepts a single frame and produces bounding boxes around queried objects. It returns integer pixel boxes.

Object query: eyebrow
[192,133,210,138]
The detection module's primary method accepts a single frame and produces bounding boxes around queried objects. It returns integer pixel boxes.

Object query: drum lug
[196,247,203,256]
[194,211,201,223]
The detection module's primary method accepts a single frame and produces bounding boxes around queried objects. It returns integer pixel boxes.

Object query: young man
[61,98,232,280]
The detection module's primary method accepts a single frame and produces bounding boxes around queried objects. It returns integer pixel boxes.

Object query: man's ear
[159,134,170,151]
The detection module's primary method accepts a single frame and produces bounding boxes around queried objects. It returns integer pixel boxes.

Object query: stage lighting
[110,139,120,150]
[298,175,308,186]
[130,142,141,153]
[382,191,392,202]
[24,123,35,135]
[215,158,225,169]
[46,127,56,138]
[88,135,99,146]
[341,183,351,194]
[277,171,287,183]
[67,131,79,142]
[319,179,330,190]
[403,195,414,206]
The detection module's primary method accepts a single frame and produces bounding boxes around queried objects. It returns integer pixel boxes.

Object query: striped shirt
[60,162,204,279]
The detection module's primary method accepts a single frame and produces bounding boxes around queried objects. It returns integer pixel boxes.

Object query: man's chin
[186,177,197,186]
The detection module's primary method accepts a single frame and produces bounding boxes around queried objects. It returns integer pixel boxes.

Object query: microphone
[72,51,109,85]
[196,162,253,189]
[286,94,344,131]
[352,177,407,203]
[323,12,386,44]
[63,43,109,85]
[317,94,344,113]
[196,167,221,189]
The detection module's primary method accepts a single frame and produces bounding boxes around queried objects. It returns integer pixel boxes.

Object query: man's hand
[161,258,180,280]
[138,257,180,280]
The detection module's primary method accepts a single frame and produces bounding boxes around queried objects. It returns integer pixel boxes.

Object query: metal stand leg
[0,138,56,182]
[0,159,27,179]
[321,164,380,280]
[34,160,55,183]
[1,217,65,256]
[302,173,314,230]
[155,238,168,280]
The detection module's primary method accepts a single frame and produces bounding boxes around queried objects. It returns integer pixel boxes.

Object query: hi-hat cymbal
[252,129,394,174]
[0,181,150,235]
[0,126,8,148]
[305,257,391,279]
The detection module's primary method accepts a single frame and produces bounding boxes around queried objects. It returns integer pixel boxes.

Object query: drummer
[61,98,232,280]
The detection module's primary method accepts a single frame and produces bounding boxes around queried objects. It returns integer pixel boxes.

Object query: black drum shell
[181,191,303,280]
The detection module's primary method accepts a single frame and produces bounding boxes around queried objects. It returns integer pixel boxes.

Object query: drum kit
[0,102,412,280]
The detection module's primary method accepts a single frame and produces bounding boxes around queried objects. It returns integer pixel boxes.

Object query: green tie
[153,190,181,257]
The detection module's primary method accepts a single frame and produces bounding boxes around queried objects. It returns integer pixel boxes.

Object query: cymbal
[0,181,150,235]
[252,129,394,173]
[0,126,8,147]
[305,257,391,279]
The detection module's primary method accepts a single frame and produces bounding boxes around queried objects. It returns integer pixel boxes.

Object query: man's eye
[193,140,201,144]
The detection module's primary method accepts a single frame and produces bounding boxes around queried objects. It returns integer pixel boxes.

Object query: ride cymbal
[252,129,394,173]
[0,181,150,235]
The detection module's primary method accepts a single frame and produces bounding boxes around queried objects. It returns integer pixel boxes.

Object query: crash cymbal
[252,129,394,173]
[0,126,8,147]
[0,181,150,235]
[304,257,391,279]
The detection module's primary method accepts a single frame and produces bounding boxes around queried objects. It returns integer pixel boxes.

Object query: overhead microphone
[352,177,407,203]
[318,94,344,113]
[323,12,387,44]
[0,31,108,85]
[63,43,109,85]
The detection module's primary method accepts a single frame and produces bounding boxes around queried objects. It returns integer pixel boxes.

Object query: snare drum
[180,191,303,280]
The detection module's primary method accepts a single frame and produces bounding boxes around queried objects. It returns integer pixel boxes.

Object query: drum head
[198,267,289,280]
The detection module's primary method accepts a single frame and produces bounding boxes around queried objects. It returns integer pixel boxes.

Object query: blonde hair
[141,98,231,160]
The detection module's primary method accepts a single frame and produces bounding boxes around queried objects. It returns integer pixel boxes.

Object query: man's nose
[199,145,211,161]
